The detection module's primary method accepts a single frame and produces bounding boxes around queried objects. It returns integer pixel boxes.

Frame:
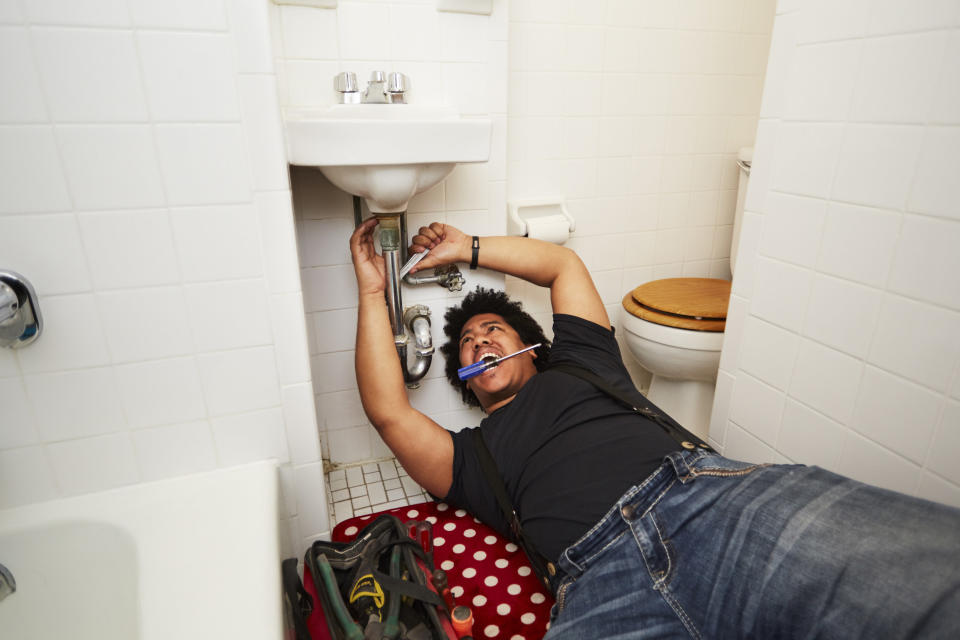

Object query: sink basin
[284,104,491,213]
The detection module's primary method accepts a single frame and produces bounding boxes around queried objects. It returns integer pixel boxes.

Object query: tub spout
[0,563,15,601]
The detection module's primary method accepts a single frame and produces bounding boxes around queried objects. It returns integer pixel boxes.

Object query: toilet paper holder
[507,198,576,238]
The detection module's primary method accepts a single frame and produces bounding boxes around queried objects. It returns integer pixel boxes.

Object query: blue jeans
[545,450,960,639]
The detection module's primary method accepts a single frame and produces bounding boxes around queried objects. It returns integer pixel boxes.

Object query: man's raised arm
[350,219,453,498]
[410,222,610,329]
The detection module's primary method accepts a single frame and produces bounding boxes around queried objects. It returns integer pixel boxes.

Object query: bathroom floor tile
[325,457,430,533]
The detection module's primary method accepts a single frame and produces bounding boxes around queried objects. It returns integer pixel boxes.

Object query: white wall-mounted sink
[284,105,491,213]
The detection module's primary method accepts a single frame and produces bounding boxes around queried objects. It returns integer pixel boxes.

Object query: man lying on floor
[350,218,960,639]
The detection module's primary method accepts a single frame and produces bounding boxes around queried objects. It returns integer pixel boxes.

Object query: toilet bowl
[619,147,752,441]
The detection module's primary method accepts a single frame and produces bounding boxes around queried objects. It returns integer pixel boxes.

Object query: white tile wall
[711,0,960,507]
[0,0,326,562]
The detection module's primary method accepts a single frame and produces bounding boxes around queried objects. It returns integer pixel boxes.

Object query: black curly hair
[441,287,551,408]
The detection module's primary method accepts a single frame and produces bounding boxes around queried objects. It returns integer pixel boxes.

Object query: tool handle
[457,360,489,381]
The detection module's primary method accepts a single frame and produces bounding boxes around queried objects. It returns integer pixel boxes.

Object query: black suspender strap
[548,363,713,452]
[470,428,557,591]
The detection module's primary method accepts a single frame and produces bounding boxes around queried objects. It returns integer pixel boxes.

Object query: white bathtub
[0,461,283,640]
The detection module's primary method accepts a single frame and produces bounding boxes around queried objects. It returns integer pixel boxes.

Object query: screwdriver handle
[457,360,490,381]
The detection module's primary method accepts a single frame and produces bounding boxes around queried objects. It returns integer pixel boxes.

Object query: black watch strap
[470,236,479,270]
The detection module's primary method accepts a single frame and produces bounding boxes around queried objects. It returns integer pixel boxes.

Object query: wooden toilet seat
[621,278,731,332]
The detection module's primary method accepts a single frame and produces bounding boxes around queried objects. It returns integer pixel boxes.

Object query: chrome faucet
[335,71,408,104]
[0,564,15,601]
[0,270,42,349]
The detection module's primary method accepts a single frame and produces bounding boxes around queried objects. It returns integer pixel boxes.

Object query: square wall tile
[0,377,39,449]
[0,126,72,213]
[184,279,273,351]
[282,382,321,465]
[32,27,147,122]
[776,399,844,472]
[302,265,358,312]
[337,2,390,60]
[0,447,58,509]
[837,431,920,495]
[866,0,960,36]
[138,32,239,122]
[832,124,922,210]
[759,192,826,268]
[802,275,882,359]
[171,204,263,283]
[128,0,226,30]
[737,316,800,392]
[270,292,313,385]
[311,351,356,395]
[211,407,289,466]
[238,75,289,192]
[728,372,785,446]
[851,366,941,464]
[782,40,860,122]
[154,124,252,206]
[850,32,946,124]
[889,215,960,311]
[749,257,812,333]
[909,126,960,220]
[929,33,960,125]
[0,27,47,122]
[868,295,960,393]
[294,461,329,539]
[16,294,110,374]
[26,367,125,442]
[57,125,166,210]
[327,425,371,464]
[313,308,358,354]
[229,0,274,73]
[298,217,354,267]
[25,0,129,27]
[256,191,302,295]
[98,287,193,363]
[0,213,91,294]
[723,423,781,464]
[78,209,180,289]
[116,357,207,429]
[132,420,218,482]
[197,346,281,416]
[280,5,338,59]
[927,401,960,486]
[817,202,901,288]
[789,339,863,425]
[795,0,866,44]
[771,123,843,199]
[48,432,139,496]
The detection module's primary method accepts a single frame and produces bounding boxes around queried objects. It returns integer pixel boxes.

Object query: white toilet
[619,147,752,440]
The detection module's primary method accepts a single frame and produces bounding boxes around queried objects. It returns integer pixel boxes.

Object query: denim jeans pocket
[679,452,771,482]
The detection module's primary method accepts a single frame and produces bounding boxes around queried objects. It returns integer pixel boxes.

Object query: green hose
[381,546,402,639]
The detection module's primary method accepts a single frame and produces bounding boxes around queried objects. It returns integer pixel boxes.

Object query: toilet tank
[729,147,753,276]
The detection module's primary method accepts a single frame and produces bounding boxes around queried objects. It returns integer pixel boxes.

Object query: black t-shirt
[443,314,680,562]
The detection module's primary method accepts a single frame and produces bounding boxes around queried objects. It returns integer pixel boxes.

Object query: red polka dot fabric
[333,501,554,640]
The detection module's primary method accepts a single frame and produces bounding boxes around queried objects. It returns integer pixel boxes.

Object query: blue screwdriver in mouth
[457,343,542,381]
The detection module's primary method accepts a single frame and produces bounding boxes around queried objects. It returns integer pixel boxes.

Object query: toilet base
[647,375,715,442]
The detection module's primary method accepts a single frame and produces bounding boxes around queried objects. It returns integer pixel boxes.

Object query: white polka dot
[441,560,454,571]
[462,567,477,579]
[511,636,526,640]
[484,625,499,638]
[443,522,456,531]
[406,510,419,518]
[437,503,449,511]
[360,515,371,520]
[507,584,522,596]
[433,537,445,546]
[452,543,465,554]
[473,550,487,561]
[464,528,476,538]
[517,566,531,577]
[474,517,482,524]
[455,509,467,517]
[473,594,487,607]
[484,575,499,587]
[426,516,437,524]
[531,593,546,604]
[451,586,464,598]
[521,613,536,625]
[505,543,518,553]
[495,558,508,569]
[344,526,358,536]
[497,604,511,615]
[484,535,497,545]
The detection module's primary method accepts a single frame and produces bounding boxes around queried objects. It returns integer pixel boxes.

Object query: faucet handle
[387,72,408,104]
[369,70,387,84]
[334,71,360,104]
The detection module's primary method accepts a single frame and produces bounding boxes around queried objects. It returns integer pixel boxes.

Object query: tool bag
[283,514,457,640]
